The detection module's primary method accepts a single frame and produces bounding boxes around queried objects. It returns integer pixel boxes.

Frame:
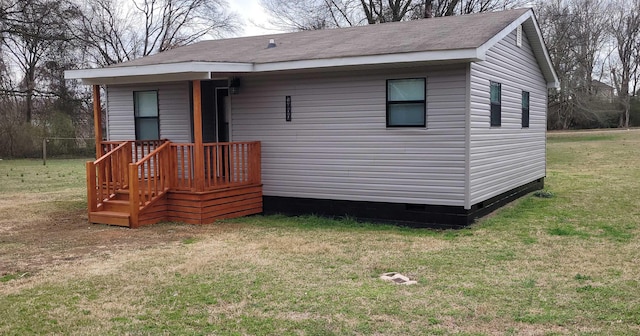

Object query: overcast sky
[228,0,283,37]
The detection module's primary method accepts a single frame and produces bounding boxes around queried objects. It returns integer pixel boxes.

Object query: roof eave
[65,49,482,85]
[64,61,254,85]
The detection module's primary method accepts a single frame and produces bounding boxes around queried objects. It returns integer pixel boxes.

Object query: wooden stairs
[89,190,136,227]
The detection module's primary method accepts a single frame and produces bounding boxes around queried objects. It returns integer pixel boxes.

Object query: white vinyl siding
[106,81,191,142]
[468,28,547,206]
[231,65,467,206]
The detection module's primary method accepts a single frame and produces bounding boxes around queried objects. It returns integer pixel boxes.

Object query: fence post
[42,138,47,166]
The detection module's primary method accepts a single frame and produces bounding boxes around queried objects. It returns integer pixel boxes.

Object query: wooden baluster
[146,161,152,204]
[206,145,211,187]
[242,143,247,183]
[169,145,175,190]
[253,142,262,184]
[124,142,132,187]
[177,146,181,189]
[220,144,231,184]
[213,144,219,187]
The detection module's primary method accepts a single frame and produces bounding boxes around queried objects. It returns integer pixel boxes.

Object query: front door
[216,87,229,142]
[199,80,230,180]
[199,80,229,143]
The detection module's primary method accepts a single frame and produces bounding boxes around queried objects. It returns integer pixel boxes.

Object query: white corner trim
[64,61,254,80]
[253,49,482,72]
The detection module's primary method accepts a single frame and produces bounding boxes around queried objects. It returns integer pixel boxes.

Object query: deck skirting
[135,184,263,227]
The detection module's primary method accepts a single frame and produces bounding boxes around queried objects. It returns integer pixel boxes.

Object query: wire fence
[42,138,96,165]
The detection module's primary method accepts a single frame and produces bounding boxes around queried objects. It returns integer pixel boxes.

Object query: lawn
[1,130,639,335]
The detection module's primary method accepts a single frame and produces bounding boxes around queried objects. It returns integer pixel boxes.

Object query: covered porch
[86,81,262,228]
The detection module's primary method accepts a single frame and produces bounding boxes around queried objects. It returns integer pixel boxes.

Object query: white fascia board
[527,14,560,88]
[253,49,481,72]
[64,61,254,81]
[81,72,213,85]
[65,50,482,84]
[478,10,560,88]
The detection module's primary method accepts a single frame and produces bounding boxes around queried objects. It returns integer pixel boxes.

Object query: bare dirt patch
[0,200,246,279]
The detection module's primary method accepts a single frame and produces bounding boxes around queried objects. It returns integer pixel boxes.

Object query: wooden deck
[87,140,262,228]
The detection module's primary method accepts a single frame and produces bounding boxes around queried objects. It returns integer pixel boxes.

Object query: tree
[260,0,527,31]
[536,0,613,129]
[609,0,640,128]
[1,0,80,123]
[78,0,239,66]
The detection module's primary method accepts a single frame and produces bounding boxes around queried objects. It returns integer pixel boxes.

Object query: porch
[87,140,262,227]
[86,81,262,228]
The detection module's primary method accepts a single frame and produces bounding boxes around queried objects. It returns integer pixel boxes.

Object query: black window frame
[133,90,160,140]
[490,81,501,127]
[521,91,530,128]
[386,78,427,128]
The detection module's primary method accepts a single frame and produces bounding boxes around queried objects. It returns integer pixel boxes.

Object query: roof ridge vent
[267,38,276,48]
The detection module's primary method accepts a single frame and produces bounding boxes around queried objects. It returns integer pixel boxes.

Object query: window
[522,91,530,128]
[490,82,501,127]
[134,91,159,140]
[387,78,426,127]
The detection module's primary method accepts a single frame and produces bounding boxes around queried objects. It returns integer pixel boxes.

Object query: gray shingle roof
[112,8,530,68]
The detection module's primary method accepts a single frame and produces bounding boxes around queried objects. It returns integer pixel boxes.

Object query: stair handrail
[128,140,173,226]
[86,141,133,213]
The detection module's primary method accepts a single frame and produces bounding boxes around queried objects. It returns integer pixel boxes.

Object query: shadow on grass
[223,214,474,240]
[547,134,617,143]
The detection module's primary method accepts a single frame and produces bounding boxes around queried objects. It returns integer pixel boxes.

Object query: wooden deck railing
[172,141,261,192]
[88,140,261,223]
[86,141,132,212]
[128,141,172,224]
[101,140,166,160]
[171,143,195,191]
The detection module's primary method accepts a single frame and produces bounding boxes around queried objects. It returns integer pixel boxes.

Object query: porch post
[92,85,103,159]
[192,80,205,191]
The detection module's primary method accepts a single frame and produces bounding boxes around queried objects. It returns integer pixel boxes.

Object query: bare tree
[260,0,359,30]
[261,0,527,31]
[2,0,80,123]
[133,0,239,56]
[77,0,138,66]
[77,0,239,66]
[609,0,640,128]
[537,0,614,129]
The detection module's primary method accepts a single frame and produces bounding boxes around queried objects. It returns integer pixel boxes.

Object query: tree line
[1,0,638,157]
[0,0,237,157]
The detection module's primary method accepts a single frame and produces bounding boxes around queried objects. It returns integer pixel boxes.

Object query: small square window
[522,91,530,128]
[387,78,426,127]
[490,82,501,127]
[134,91,159,140]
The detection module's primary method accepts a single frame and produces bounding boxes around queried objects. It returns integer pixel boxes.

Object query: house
[591,80,615,103]
[65,8,559,229]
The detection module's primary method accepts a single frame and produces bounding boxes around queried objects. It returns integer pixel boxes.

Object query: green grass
[0,158,88,194]
[1,132,640,334]
[547,133,617,143]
